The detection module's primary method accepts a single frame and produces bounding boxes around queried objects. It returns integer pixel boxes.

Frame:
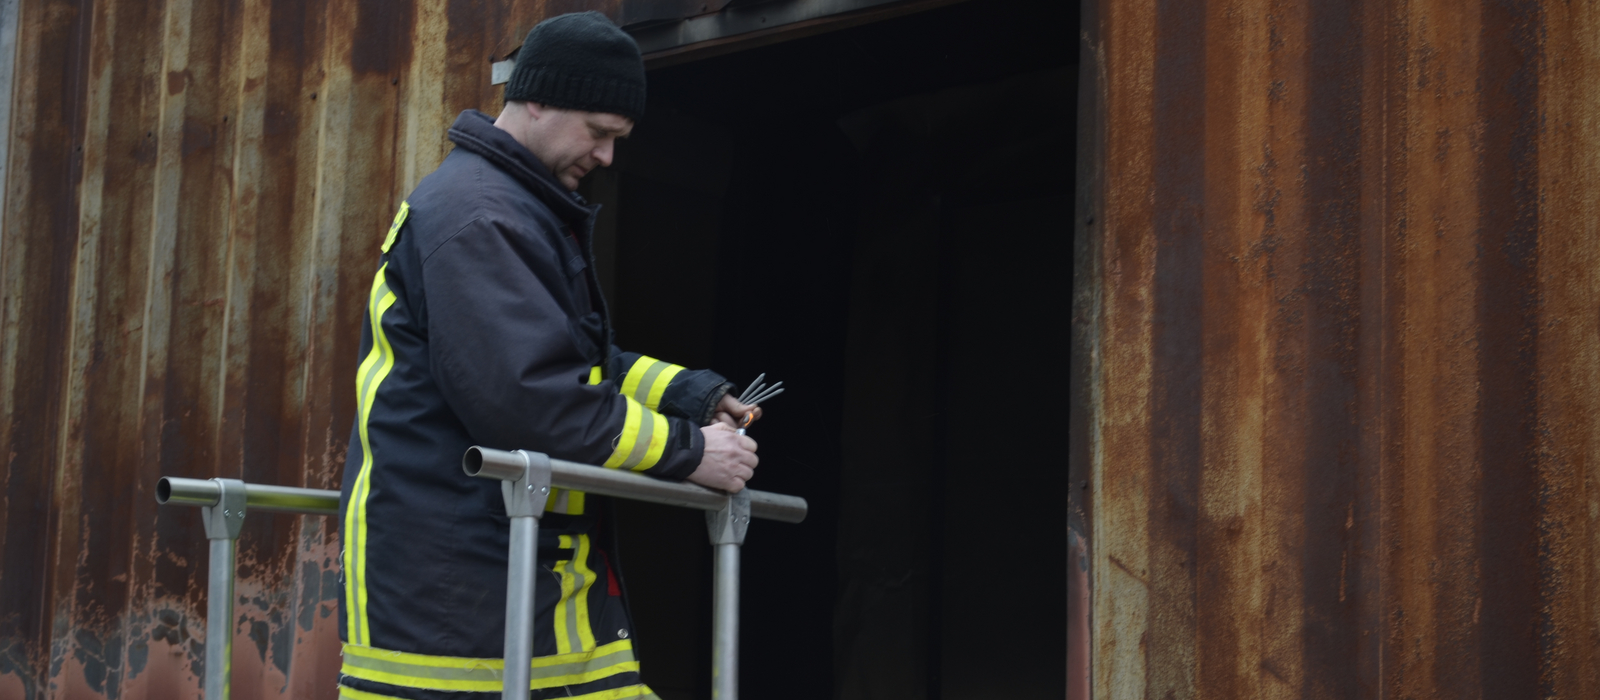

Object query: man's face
[522,104,633,191]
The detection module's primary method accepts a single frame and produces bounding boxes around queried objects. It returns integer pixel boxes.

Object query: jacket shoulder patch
[381,201,411,253]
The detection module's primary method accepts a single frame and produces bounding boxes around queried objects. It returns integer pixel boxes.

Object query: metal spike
[738,373,766,403]
[746,385,785,405]
[748,388,784,406]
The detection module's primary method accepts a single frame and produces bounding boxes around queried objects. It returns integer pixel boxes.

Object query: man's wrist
[697,382,734,426]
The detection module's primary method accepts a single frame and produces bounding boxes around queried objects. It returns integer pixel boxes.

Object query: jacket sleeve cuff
[612,354,731,426]
[652,368,731,425]
[645,417,703,482]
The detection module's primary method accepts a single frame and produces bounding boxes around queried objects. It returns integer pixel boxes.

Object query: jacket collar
[447,110,594,226]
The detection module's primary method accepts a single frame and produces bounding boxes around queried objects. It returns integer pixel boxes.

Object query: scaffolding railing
[157,446,807,700]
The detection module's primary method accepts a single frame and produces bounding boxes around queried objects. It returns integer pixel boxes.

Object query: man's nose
[594,141,614,167]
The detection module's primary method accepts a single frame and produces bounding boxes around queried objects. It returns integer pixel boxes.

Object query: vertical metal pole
[201,479,246,700]
[503,515,539,700]
[499,451,552,700]
[706,491,750,700]
[205,538,235,700]
[712,543,741,700]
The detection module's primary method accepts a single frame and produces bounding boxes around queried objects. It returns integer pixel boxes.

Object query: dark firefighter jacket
[337,110,728,698]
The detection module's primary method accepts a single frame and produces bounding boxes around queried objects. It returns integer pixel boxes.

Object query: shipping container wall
[1080,0,1600,697]
[0,1,617,698]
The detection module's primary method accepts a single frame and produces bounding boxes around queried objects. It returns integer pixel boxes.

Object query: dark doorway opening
[587,1,1076,697]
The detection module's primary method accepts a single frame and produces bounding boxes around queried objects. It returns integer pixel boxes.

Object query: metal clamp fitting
[464,446,554,518]
[707,490,751,546]
[202,478,247,541]
[503,450,552,518]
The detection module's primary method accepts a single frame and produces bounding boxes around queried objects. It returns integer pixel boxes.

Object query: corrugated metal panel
[0,1,622,698]
[1081,0,1600,697]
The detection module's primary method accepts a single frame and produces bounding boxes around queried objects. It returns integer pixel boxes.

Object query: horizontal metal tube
[744,490,808,525]
[466,447,808,524]
[157,477,340,516]
[550,458,725,510]
[244,484,341,515]
[160,451,810,524]
[462,445,528,482]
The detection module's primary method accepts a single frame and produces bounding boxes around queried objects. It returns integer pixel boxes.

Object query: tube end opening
[463,447,485,476]
[156,478,173,504]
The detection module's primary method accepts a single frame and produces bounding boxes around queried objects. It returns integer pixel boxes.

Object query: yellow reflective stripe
[339,685,407,700]
[553,535,575,654]
[566,684,661,700]
[601,396,670,473]
[572,534,598,650]
[643,364,684,411]
[340,662,641,693]
[345,262,398,646]
[340,661,640,693]
[636,410,669,472]
[536,660,640,690]
[619,356,658,402]
[341,638,635,669]
[552,534,597,653]
[340,640,640,692]
[380,201,409,253]
[619,355,685,412]
[619,403,657,469]
[546,487,571,514]
[602,397,643,468]
[550,366,605,515]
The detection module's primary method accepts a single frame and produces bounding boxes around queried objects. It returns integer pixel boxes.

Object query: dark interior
[584,1,1076,696]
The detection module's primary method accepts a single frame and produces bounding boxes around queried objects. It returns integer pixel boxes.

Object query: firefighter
[335,12,760,700]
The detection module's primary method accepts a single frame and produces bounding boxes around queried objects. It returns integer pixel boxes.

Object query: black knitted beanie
[503,12,646,122]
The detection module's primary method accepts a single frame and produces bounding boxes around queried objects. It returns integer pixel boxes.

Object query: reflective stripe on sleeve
[601,397,669,472]
[619,356,685,412]
[339,639,641,693]
[638,409,669,470]
[642,363,683,412]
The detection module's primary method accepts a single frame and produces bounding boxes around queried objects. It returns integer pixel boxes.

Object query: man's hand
[712,393,763,428]
[689,424,759,492]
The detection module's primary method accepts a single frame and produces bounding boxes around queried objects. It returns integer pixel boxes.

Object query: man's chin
[559,174,581,191]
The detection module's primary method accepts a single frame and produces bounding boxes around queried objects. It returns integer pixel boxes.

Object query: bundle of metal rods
[737,373,784,405]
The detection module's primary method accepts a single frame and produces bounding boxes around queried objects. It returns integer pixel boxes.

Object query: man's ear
[525,101,545,121]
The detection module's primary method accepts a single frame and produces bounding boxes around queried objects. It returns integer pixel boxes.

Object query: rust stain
[1536,4,1600,699]
[1068,527,1090,700]
[164,70,188,96]
[0,1,621,698]
[1083,0,1600,697]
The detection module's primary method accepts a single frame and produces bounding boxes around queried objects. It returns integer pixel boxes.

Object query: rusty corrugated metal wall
[0,2,627,698]
[1079,0,1600,697]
